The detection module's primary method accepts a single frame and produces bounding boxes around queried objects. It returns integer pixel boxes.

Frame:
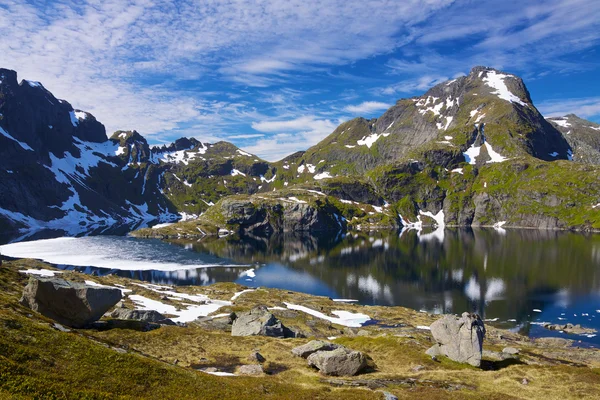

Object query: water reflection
[167,228,600,345]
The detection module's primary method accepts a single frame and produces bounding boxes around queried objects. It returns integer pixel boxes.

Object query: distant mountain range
[1,66,599,241]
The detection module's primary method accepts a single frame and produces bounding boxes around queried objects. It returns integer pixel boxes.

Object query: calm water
[2,228,600,346]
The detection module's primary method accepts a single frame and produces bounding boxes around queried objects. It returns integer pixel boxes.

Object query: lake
[2,228,600,346]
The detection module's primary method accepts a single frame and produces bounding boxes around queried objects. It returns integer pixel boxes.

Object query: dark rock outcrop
[106,308,175,325]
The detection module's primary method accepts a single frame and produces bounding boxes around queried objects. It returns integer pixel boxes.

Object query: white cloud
[344,101,391,114]
[538,97,600,119]
[252,116,336,134]
[382,75,449,95]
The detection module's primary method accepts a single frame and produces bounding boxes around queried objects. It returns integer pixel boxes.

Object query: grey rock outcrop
[231,305,285,337]
[20,276,122,328]
[106,308,175,325]
[428,312,486,367]
[291,340,341,358]
[307,347,368,376]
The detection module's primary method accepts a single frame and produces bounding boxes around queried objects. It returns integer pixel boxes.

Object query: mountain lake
[1,228,599,347]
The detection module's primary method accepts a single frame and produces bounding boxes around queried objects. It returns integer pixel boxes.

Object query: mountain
[2,66,600,241]
[546,114,600,164]
[0,69,273,240]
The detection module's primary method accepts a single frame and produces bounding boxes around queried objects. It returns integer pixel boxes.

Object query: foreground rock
[20,277,122,328]
[106,308,175,325]
[237,364,264,376]
[231,305,286,337]
[307,347,368,376]
[427,312,486,367]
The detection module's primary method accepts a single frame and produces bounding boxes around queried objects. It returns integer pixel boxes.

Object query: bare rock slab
[106,308,175,325]
[307,347,368,376]
[20,276,122,328]
[429,312,486,367]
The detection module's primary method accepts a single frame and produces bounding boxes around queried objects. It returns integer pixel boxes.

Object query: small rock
[248,351,266,363]
[412,365,425,372]
[357,329,370,337]
[292,340,341,358]
[52,323,71,333]
[502,347,519,355]
[160,295,169,301]
[425,344,441,358]
[381,392,399,400]
[203,367,217,373]
[521,378,529,385]
[307,347,368,376]
[237,364,264,376]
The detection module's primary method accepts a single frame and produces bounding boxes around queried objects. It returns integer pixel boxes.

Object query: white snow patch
[283,303,371,327]
[19,269,64,277]
[451,168,463,174]
[482,70,527,106]
[552,119,571,128]
[287,196,307,204]
[129,294,229,323]
[357,132,390,148]
[549,152,559,157]
[416,325,431,330]
[236,149,252,156]
[314,172,332,180]
[260,174,276,183]
[231,169,246,177]
[345,145,356,148]
[444,136,453,140]
[485,142,508,163]
[152,222,174,229]
[231,288,255,301]
[0,126,33,151]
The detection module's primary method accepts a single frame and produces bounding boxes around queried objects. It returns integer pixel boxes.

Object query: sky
[1,0,599,161]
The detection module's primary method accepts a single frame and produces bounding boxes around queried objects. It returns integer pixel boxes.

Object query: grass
[2,259,600,399]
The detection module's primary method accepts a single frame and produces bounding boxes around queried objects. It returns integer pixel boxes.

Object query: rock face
[291,340,341,358]
[106,308,175,325]
[231,305,286,337]
[543,323,596,335]
[306,347,368,376]
[20,277,122,328]
[428,312,486,367]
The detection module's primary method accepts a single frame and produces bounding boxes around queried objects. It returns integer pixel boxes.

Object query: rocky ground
[1,258,600,399]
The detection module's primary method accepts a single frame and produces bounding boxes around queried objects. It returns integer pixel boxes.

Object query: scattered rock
[411,365,425,372]
[381,392,399,400]
[425,344,441,358]
[503,347,520,355]
[307,347,368,376]
[52,322,71,332]
[429,312,486,367]
[543,323,596,335]
[292,340,341,358]
[237,364,264,376]
[106,308,175,325]
[20,276,122,328]
[521,378,529,385]
[231,305,286,337]
[248,351,266,363]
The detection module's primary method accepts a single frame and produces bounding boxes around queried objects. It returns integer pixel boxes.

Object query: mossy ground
[2,259,600,399]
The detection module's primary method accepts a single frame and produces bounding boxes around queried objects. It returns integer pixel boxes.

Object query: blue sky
[1,0,599,161]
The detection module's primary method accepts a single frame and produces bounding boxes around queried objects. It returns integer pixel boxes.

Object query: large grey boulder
[106,308,175,325]
[292,340,341,358]
[307,347,368,376]
[20,277,122,328]
[428,312,486,367]
[231,305,285,337]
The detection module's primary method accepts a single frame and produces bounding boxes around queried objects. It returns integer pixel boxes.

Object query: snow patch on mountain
[0,126,33,151]
[357,132,390,148]
[551,118,571,128]
[482,71,527,107]
[231,169,246,177]
[314,171,332,180]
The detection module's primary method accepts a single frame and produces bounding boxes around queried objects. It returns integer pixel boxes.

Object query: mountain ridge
[2,66,600,241]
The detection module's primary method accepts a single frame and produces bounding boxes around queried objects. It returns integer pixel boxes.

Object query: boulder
[106,308,175,325]
[237,364,264,376]
[20,277,122,328]
[307,347,368,376]
[231,305,286,337]
[292,340,341,358]
[429,312,486,367]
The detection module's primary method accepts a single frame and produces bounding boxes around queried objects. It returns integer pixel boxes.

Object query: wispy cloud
[538,97,600,120]
[344,101,391,115]
[0,0,599,160]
